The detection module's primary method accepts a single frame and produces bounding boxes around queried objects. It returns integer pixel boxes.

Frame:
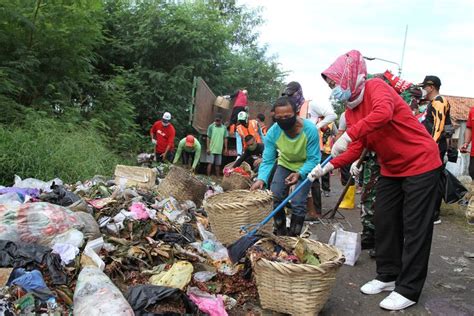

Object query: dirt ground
[313,177,474,316]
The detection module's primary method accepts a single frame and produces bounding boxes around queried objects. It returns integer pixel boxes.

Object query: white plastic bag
[73,266,133,316]
[14,175,63,192]
[328,224,361,266]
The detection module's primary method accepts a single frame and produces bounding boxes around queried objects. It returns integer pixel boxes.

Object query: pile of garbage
[248,237,321,266]
[0,167,259,315]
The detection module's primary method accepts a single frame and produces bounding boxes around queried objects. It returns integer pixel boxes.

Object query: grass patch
[0,114,127,185]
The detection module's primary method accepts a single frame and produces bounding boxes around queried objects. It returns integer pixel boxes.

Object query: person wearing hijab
[309,50,441,311]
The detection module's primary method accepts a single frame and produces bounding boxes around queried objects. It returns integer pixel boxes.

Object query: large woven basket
[203,190,273,245]
[251,237,345,315]
[221,162,252,191]
[157,166,207,207]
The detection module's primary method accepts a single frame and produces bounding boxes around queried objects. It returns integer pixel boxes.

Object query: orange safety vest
[236,120,262,150]
[298,100,310,119]
[319,122,334,154]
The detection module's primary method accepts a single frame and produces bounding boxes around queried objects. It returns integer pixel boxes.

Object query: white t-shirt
[308,100,337,129]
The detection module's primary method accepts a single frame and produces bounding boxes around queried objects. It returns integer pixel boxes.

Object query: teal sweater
[258,119,321,185]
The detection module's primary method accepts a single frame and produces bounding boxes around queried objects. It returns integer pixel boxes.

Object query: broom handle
[249,155,333,236]
[325,148,369,219]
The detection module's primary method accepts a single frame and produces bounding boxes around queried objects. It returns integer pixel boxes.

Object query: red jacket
[332,78,441,177]
[150,121,176,154]
[233,90,247,107]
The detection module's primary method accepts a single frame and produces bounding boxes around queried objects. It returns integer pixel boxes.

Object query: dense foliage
[0,0,285,183]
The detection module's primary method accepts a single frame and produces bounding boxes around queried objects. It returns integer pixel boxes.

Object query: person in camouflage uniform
[360,153,380,251]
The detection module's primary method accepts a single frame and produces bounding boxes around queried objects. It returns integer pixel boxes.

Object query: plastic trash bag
[0,240,67,285]
[125,285,199,316]
[40,183,80,207]
[51,229,84,248]
[191,223,229,261]
[74,211,101,240]
[14,175,62,193]
[328,223,360,266]
[149,261,193,290]
[441,169,468,204]
[52,244,79,265]
[0,202,97,247]
[155,223,196,245]
[193,271,217,283]
[0,187,40,199]
[73,266,134,316]
[187,287,228,316]
[129,202,150,220]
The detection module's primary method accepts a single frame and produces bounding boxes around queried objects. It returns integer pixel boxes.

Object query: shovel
[320,148,368,226]
[227,155,333,263]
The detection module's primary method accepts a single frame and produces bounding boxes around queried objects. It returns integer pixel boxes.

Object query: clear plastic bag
[0,202,84,246]
[73,266,134,316]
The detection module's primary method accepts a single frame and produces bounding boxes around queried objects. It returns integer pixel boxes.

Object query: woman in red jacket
[310,50,441,311]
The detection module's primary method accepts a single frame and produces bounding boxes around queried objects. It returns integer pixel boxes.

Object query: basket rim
[203,189,272,206]
[251,237,345,274]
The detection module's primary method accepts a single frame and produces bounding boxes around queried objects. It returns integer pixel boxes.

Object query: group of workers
[149,49,468,312]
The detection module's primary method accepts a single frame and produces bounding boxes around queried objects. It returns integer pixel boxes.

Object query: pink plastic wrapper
[188,287,228,316]
[129,202,149,220]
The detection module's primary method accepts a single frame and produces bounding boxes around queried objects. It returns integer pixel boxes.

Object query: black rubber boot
[289,214,305,237]
[273,210,288,236]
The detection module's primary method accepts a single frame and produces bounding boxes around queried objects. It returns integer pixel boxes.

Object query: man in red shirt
[150,112,176,163]
[310,50,441,311]
[227,89,248,126]
[461,106,474,179]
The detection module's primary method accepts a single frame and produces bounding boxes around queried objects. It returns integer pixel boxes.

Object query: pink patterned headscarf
[322,50,367,103]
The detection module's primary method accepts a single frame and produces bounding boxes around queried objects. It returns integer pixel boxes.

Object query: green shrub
[0,114,123,185]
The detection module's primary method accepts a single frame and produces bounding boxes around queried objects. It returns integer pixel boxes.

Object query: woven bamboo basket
[221,162,252,191]
[203,190,273,245]
[251,237,345,315]
[157,165,207,207]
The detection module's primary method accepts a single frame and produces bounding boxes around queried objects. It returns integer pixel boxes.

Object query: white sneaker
[379,291,416,311]
[360,279,396,295]
[434,219,442,225]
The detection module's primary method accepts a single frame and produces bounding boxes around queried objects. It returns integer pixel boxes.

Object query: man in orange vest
[235,111,262,156]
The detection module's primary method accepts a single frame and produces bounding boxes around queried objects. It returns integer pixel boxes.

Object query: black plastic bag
[447,147,458,163]
[440,169,467,204]
[125,285,199,316]
[155,223,195,245]
[0,240,67,285]
[41,182,80,206]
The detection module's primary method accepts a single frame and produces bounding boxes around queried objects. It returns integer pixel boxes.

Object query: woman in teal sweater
[251,96,320,236]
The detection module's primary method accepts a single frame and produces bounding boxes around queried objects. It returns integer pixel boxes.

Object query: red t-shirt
[467,107,474,156]
[150,121,176,154]
[332,78,441,177]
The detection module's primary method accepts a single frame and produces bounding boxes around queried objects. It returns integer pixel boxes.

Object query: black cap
[419,76,441,90]
[282,81,301,96]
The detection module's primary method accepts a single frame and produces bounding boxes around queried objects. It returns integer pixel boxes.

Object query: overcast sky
[239,0,474,105]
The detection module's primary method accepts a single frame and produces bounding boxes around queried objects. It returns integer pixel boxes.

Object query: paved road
[313,177,474,316]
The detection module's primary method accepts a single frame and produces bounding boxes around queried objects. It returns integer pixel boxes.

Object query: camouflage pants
[360,155,380,238]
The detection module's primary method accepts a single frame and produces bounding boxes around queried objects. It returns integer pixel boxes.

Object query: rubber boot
[273,210,288,236]
[289,214,305,237]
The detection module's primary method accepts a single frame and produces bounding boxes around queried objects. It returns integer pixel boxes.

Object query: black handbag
[440,168,467,204]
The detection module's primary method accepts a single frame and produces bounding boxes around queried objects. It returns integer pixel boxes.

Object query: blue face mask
[330,86,352,102]
[419,105,427,113]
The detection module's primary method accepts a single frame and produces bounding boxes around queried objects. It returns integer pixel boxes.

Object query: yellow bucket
[340,185,356,209]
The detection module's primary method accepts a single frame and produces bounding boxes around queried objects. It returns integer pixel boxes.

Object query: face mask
[248,143,257,151]
[330,86,352,102]
[162,121,169,126]
[276,115,297,131]
[419,105,427,113]
[238,120,247,125]
[421,88,428,99]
